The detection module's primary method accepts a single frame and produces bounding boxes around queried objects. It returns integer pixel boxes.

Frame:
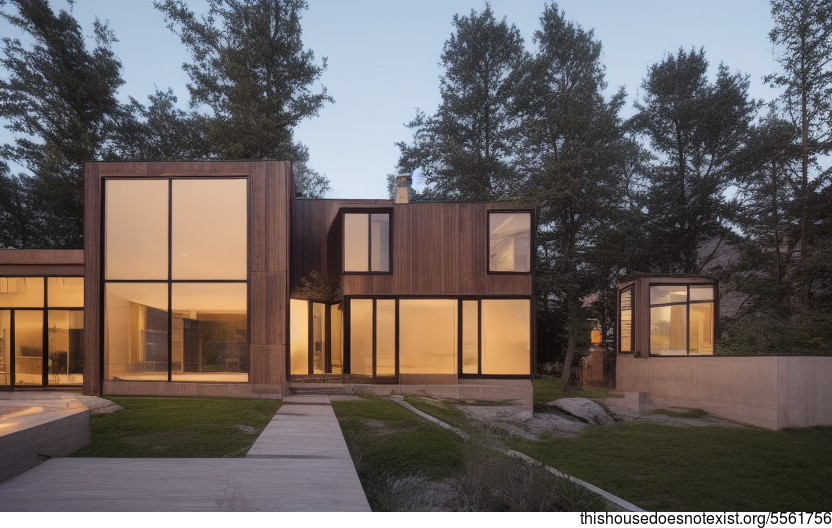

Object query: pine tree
[396,4,524,201]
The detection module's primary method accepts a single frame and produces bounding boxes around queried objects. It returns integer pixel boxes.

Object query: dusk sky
[1,0,781,198]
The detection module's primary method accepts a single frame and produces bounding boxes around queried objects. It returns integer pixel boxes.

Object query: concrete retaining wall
[616,355,832,429]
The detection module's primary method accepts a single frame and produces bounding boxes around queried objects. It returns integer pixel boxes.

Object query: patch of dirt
[362,417,395,435]
[235,424,258,434]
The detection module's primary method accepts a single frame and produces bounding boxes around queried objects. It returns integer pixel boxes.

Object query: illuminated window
[104,178,248,383]
[649,285,714,356]
[489,212,531,273]
[290,300,343,376]
[399,299,457,375]
[343,212,390,272]
[481,299,530,375]
[619,287,633,354]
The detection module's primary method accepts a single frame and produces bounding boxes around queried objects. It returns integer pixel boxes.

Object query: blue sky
[1,0,781,198]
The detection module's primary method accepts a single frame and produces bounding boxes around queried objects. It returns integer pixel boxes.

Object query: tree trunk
[561,323,576,393]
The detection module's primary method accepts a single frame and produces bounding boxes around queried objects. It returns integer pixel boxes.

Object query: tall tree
[0,0,126,248]
[514,3,628,391]
[766,0,832,313]
[396,4,524,201]
[155,0,333,190]
[630,48,757,274]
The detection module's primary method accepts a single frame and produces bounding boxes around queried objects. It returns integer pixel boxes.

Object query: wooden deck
[0,395,370,512]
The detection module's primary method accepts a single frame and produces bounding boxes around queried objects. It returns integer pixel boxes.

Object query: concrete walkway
[0,394,370,512]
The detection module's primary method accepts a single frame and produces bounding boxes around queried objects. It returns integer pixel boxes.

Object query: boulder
[548,398,614,425]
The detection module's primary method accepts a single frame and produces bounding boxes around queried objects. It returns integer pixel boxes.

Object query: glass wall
[104,178,248,383]
[290,299,309,375]
[481,299,530,375]
[488,212,531,272]
[649,284,714,356]
[330,304,343,374]
[344,212,391,272]
[0,277,83,387]
[461,300,478,374]
[376,300,396,375]
[399,299,457,375]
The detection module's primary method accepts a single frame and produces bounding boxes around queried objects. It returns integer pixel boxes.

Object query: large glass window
[481,299,530,375]
[104,178,248,383]
[48,310,84,385]
[289,299,309,375]
[489,212,531,272]
[619,287,633,353]
[399,299,457,375]
[172,179,247,280]
[48,277,83,307]
[15,310,43,386]
[344,212,391,272]
[350,299,373,375]
[376,300,396,376]
[649,284,714,356]
[461,300,479,374]
[105,180,169,280]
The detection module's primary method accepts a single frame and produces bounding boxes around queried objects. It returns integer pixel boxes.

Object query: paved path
[0,395,370,512]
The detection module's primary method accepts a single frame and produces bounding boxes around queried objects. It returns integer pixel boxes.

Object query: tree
[630,48,757,274]
[514,3,628,391]
[155,0,333,181]
[396,4,524,201]
[0,0,126,248]
[766,0,832,313]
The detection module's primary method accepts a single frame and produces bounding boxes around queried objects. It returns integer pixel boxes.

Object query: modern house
[0,161,534,406]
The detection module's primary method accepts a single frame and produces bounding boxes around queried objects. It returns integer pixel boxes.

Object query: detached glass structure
[617,277,717,358]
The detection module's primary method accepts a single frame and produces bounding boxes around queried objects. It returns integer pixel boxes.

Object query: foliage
[396,4,524,201]
[0,0,126,248]
[717,312,832,356]
[292,270,341,302]
[514,3,629,390]
[72,397,281,457]
[154,0,332,164]
[533,376,608,404]
[629,47,758,274]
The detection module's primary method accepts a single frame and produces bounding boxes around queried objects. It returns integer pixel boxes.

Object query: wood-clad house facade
[2,161,534,404]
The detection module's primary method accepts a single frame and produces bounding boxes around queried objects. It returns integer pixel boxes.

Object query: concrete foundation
[343,379,534,412]
[616,355,832,429]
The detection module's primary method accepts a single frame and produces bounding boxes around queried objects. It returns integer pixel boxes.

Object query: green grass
[72,397,281,458]
[651,408,709,419]
[508,423,832,511]
[533,377,609,404]
[332,396,465,481]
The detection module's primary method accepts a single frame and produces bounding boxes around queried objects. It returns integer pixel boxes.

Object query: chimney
[395,173,412,204]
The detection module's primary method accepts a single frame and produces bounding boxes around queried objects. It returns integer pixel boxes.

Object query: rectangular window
[399,299,457,375]
[15,310,43,386]
[47,277,83,307]
[289,299,309,375]
[461,300,479,374]
[0,277,44,307]
[343,212,391,272]
[649,284,715,356]
[48,310,84,385]
[104,178,248,383]
[619,287,633,353]
[489,212,531,272]
[1,310,10,386]
[376,299,396,376]
[350,299,373,375]
[481,299,530,375]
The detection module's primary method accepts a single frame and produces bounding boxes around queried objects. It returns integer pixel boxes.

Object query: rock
[547,398,614,425]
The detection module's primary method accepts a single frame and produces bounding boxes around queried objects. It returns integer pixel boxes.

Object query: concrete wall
[616,355,832,430]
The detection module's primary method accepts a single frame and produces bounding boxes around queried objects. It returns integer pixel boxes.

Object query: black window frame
[340,208,393,275]
[618,285,634,355]
[647,282,718,357]
[101,176,250,383]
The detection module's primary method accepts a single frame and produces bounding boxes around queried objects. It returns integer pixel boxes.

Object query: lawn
[508,423,832,511]
[533,377,608,404]
[72,397,281,458]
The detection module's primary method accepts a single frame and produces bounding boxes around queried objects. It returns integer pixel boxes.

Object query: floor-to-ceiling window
[0,276,84,387]
[104,178,248,383]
